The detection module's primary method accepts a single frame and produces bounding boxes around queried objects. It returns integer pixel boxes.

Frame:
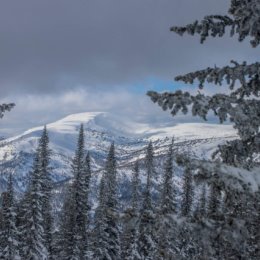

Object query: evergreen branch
[0,103,15,118]
[174,61,260,95]
[170,0,260,47]
[147,90,260,141]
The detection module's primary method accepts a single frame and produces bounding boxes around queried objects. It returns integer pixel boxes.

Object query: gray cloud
[0,0,257,135]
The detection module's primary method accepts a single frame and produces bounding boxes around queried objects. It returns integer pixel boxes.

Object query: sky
[0,0,258,136]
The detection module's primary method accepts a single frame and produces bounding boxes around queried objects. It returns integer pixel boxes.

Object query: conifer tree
[39,126,54,259]
[121,161,141,260]
[19,127,53,260]
[131,161,141,212]
[58,184,77,260]
[92,172,107,259]
[21,144,48,260]
[195,184,207,218]
[138,142,156,260]
[160,139,177,214]
[0,173,21,260]
[181,166,193,217]
[0,103,15,118]
[72,124,90,259]
[59,124,91,259]
[147,0,260,168]
[207,183,221,219]
[93,143,120,260]
[155,139,179,259]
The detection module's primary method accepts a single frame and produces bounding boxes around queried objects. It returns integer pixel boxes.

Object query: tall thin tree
[0,173,21,260]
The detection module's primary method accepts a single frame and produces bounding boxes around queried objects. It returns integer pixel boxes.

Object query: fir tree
[181,166,193,217]
[19,127,52,260]
[155,139,179,259]
[207,183,221,219]
[131,161,141,212]
[195,183,207,218]
[38,126,54,259]
[0,103,15,118]
[160,139,177,214]
[59,124,91,259]
[138,142,156,260]
[121,161,141,260]
[0,173,21,260]
[93,143,120,260]
[58,184,77,260]
[21,144,48,260]
[92,172,107,260]
[148,0,260,168]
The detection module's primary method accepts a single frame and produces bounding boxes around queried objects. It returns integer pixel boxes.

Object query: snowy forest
[0,0,260,259]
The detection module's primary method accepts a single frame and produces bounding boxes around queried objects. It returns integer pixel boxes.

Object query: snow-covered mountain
[0,112,237,193]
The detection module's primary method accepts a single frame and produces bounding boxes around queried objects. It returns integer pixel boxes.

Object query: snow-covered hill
[0,112,237,193]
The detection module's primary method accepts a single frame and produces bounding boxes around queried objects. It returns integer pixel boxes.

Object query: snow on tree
[121,161,141,260]
[181,165,194,217]
[147,0,260,169]
[138,142,157,260]
[146,1,260,257]
[59,124,92,259]
[16,127,54,260]
[160,138,177,215]
[170,0,260,47]
[194,183,207,218]
[207,182,221,219]
[58,184,76,260]
[93,143,120,260]
[0,173,21,260]
[20,133,48,260]
[0,103,15,119]
[155,139,179,260]
[38,126,54,260]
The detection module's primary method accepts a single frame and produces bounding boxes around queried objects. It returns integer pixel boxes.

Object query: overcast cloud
[0,0,258,136]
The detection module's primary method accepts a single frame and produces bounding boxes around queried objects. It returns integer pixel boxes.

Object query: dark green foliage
[93,143,120,260]
[59,124,92,259]
[138,142,156,260]
[0,173,21,260]
[0,103,15,118]
[181,166,193,217]
[121,161,141,260]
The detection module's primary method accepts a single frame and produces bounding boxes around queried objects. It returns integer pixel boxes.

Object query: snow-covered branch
[174,61,260,97]
[171,0,260,47]
[175,155,260,193]
[0,103,15,118]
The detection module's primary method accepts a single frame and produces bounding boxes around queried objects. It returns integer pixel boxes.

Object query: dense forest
[0,0,260,259]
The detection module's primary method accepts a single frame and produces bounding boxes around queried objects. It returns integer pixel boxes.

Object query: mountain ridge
[0,111,237,193]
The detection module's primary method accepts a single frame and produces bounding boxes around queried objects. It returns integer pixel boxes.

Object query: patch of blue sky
[131,77,190,94]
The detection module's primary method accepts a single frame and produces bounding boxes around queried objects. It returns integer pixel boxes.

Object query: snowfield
[0,112,237,193]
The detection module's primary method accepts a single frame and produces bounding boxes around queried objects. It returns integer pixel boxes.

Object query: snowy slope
[0,112,237,193]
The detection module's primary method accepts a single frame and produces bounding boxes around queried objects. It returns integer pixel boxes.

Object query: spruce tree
[21,145,48,260]
[147,0,260,169]
[131,161,141,212]
[92,172,107,260]
[207,183,221,219]
[93,143,120,260]
[0,173,21,260]
[19,127,52,260]
[155,139,179,260]
[58,184,77,260]
[121,161,141,260]
[181,166,193,217]
[0,103,15,118]
[138,142,156,260]
[59,124,91,260]
[195,184,207,218]
[39,126,54,259]
[160,139,177,214]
